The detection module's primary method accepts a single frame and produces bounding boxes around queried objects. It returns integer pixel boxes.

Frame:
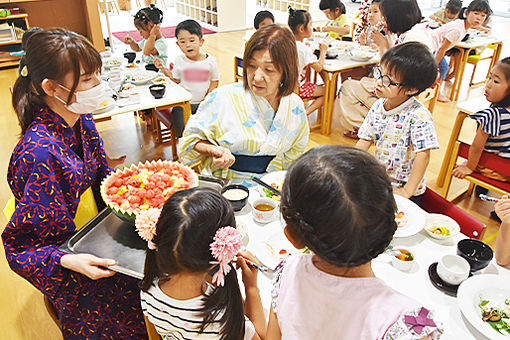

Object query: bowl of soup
[221,184,249,212]
[252,197,277,224]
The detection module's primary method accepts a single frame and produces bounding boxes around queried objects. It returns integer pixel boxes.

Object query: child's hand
[124,35,135,45]
[153,57,165,70]
[370,29,388,50]
[321,26,331,33]
[359,31,367,45]
[393,187,412,199]
[211,146,235,169]
[318,42,328,53]
[236,251,259,289]
[150,24,161,38]
[452,164,473,179]
[495,196,510,224]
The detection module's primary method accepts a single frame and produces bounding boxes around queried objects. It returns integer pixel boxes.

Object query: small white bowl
[424,214,460,240]
[437,254,470,285]
[391,248,415,271]
[252,197,277,224]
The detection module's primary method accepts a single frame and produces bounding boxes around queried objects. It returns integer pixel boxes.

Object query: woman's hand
[211,146,235,169]
[452,164,473,179]
[236,251,259,289]
[61,254,116,280]
[124,36,135,45]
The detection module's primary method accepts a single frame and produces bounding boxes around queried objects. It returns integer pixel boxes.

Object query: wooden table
[321,51,379,135]
[436,97,489,187]
[449,36,503,102]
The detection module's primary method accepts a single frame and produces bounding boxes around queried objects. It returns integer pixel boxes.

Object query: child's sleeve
[357,100,380,141]
[410,107,440,153]
[209,57,220,81]
[383,307,443,340]
[154,38,169,63]
[172,56,182,80]
[469,108,500,137]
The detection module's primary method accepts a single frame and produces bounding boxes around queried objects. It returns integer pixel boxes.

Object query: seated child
[317,0,350,40]
[452,57,510,182]
[124,5,168,71]
[140,187,265,339]
[358,0,383,46]
[356,42,439,203]
[430,0,462,25]
[288,7,327,116]
[495,195,510,266]
[254,10,275,29]
[265,145,443,339]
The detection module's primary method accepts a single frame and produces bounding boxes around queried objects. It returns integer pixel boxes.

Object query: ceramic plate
[424,213,460,240]
[93,97,115,114]
[457,275,510,339]
[128,71,157,85]
[256,171,286,201]
[393,194,426,238]
[257,230,299,270]
[103,57,123,69]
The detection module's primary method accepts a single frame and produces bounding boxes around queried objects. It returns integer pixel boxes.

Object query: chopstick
[251,176,281,196]
[479,194,499,203]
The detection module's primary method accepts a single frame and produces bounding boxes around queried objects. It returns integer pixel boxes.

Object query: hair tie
[209,226,242,287]
[147,240,157,250]
[21,65,28,78]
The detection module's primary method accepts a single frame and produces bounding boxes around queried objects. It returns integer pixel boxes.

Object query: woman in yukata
[2,29,147,339]
[178,24,310,184]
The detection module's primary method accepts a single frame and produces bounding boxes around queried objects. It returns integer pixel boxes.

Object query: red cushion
[459,142,510,177]
[468,172,510,193]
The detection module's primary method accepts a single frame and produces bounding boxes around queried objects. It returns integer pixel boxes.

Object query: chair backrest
[458,142,510,177]
[234,56,243,82]
[419,187,485,239]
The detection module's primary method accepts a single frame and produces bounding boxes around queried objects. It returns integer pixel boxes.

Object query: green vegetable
[263,188,275,198]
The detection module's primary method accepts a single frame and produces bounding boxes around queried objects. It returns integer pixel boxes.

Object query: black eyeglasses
[373,66,402,87]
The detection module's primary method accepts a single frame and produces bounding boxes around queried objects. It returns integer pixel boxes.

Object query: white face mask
[55,82,104,114]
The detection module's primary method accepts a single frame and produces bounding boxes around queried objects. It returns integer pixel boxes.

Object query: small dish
[93,97,115,114]
[457,239,494,273]
[128,71,157,85]
[118,83,136,98]
[252,197,277,224]
[152,76,169,85]
[221,184,249,212]
[103,57,123,70]
[391,248,415,271]
[428,262,460,297]
[424,214,460,240]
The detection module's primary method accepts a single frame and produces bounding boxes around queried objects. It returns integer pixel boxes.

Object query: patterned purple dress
[2,107,147,339]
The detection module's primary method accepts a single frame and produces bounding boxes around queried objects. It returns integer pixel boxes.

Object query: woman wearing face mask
[3,29,147,339]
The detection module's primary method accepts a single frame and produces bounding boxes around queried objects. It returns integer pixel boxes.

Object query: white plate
[424,213,460,240]
[103,57,123,70]
[93,97,115,114]
[256,170,286,201]
[458,275,510,339]
[257,230,299,270]
[393,194,426,238]
[128,71,157,85]
[152,76,169,85]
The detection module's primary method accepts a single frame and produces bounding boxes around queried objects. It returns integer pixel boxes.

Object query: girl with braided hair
[266,145,443,339]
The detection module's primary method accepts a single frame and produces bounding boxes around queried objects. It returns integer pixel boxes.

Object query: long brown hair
[12,28,102,135]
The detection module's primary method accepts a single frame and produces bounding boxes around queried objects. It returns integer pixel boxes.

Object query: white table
[236,186,510,339]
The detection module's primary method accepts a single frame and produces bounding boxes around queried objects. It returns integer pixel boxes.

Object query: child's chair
[144,315,162,340]
[442,141,510,200]
[467,43,499,87]
[234,56,243,82]
[301,66,325,131]
[418,187,486,239]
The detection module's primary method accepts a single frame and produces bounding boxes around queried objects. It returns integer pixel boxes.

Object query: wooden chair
[152,102,192,161]
[233,56,243,82]
[418,187,486,239]
[467,43,499,87]
[301,66,325,131]
[442,141,510,200]
[144,315,162,340]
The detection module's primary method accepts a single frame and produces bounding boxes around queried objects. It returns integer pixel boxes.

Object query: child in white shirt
[357,42,439,204]
[155,19,219,136]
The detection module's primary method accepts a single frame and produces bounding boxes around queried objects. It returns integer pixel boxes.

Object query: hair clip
[21,65,28,77]
[209,227,242,287]
[135,208,161,242]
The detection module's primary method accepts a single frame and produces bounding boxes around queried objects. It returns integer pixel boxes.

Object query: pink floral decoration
[210,226,242,287]
[135,208,161,242]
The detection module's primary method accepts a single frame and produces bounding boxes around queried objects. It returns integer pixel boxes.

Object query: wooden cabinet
[263,0,322,20]
[175,0,246,32]
[0,13,29,68]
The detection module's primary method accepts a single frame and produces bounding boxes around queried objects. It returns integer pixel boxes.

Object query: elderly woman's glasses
[373,66,402,87]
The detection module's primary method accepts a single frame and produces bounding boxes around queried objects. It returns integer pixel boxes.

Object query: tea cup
[252,197,277,224]
[436,254,470,285]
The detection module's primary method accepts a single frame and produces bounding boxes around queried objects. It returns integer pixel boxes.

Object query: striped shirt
[469,107,510,158]
[140,281,255,340]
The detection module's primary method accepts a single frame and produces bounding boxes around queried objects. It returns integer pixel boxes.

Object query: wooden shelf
[0,13,28,20]
[175,0,245,32]
[0,12,28,68]
[0,39,21,46]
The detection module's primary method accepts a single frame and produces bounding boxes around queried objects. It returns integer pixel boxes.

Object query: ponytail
[140,247,161,291]
[288,6,311,34]
[12,67,44,134]
[201,265,245,340]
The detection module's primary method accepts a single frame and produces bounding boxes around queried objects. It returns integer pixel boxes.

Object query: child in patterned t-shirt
[356,42,439,204]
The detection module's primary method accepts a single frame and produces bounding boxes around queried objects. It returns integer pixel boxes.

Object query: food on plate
[98,100,109,108]
[101,160,198,218]
[263,183,281,201]
[255,203,275,211]
[121,83,135,91]
[428,226,450,236]
[394,249,414,261]
[222,188,248,201]
[478,297,510,335]
[104,58,122,67]
[125,64,137,69]
[152,77,167,84]
[395,211,408,228]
